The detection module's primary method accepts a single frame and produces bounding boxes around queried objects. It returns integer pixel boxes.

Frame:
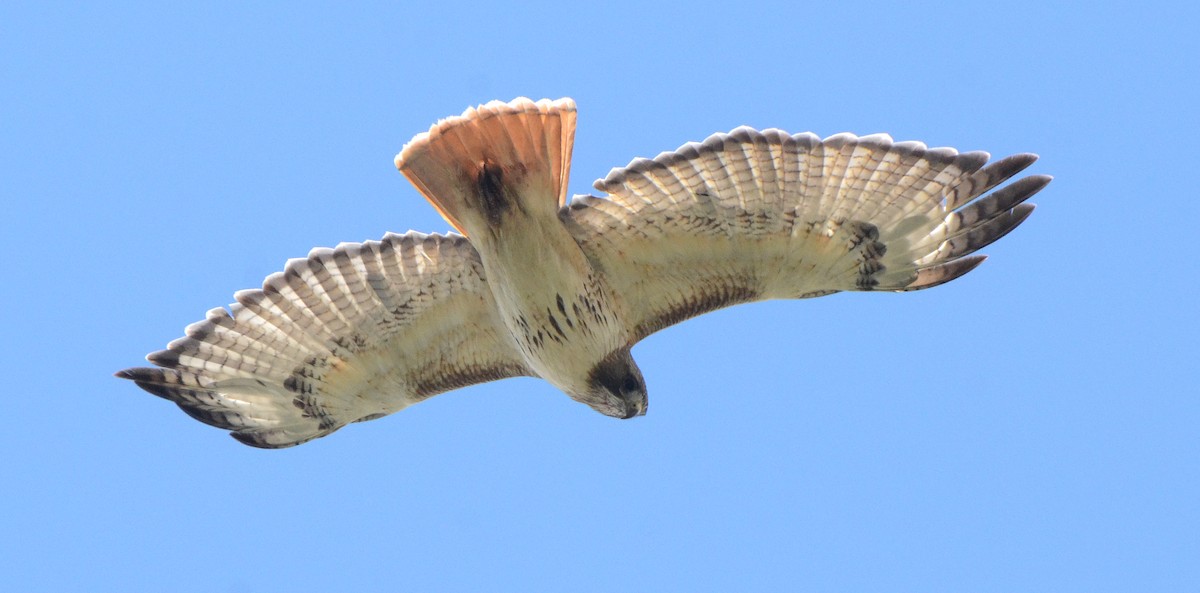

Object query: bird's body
[397,100,643,418]
[118,97,1049,447]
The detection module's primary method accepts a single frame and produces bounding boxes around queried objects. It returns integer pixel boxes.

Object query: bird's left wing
[562,127,1050,342]
[118,232,531,448]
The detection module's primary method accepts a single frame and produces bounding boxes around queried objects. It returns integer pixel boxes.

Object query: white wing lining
[117,232,530,448]
[564,128,1049,341]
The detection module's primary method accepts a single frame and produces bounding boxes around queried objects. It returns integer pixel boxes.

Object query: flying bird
[117,97,1050,448]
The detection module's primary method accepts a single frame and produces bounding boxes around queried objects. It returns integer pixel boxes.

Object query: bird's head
[576,348,647,419]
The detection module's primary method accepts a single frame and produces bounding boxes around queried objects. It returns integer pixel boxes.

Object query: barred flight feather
[567,128,1048,339]
[119,232,529,448]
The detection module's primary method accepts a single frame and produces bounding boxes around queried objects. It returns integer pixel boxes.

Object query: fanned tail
[395,97,577,236]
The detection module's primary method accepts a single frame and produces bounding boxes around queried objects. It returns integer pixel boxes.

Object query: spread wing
[117,232,530,448]
[562,128,1051,341]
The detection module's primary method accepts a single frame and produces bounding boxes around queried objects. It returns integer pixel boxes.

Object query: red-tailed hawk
[117,97,1049,448]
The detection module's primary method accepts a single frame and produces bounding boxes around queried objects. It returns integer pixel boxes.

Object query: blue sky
[2,1,1197,591]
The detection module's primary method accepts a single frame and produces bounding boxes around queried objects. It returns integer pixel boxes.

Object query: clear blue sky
[2,1,1196,591]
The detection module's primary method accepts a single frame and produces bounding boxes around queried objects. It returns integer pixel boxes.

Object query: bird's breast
[473,218,627,387]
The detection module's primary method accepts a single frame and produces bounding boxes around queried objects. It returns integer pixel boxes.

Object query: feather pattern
[396,98,577,236]
[564,128,1049,340]
[118,232,529,448]
[119,97,1048,448]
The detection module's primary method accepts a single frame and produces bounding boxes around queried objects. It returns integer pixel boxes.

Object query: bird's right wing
[118,232,530,448]
[562,128,1050,342]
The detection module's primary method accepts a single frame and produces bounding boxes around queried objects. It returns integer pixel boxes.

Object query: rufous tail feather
[395,97,577,236]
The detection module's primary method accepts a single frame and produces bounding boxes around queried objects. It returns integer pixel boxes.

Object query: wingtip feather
[902,255,989,291]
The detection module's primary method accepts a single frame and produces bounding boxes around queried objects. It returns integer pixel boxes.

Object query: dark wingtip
[902,255,989,291]
[230,431,271,448]
[115,367,157,383]
[229,430,308,449]
[146,349,181,368]
[1000,152,1040,172]
[115,367,182,401]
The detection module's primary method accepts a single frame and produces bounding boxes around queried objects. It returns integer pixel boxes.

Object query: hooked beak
[620,399,646,419]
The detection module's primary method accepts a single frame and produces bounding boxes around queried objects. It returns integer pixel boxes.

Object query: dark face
[585,349,648,419]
